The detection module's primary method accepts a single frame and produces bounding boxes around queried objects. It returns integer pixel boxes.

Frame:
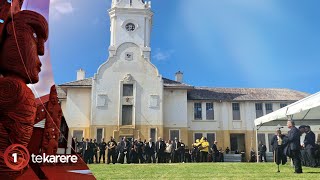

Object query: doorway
[230,134,246,152]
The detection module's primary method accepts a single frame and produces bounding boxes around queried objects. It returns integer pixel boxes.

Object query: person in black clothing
[87,139,93,163]
[249,148,256,162]
[77,138,85,159]
[258,141,267,162]
[83,138,90,164]
[119,137,131,164]
[225,147,230,154]
[99,138,107,163]
[155,137,166,163]
[304,125,316,167]
[106,137,117,164]
[271,129,287,165]
[179,139,186,163]
[191,144,199,162]
[286,120,303,173]
[71,137,77,155]
[172,137,181,163]
[130,139,139,163]
[135,138,145,163]
[211,141,219,162]
[145,138,156,163]
[93,139,99,163]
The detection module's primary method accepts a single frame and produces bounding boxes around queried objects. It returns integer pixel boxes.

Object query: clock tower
[109,0,153,60]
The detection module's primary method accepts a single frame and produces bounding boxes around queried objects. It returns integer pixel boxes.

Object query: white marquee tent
[254,91,320,127]
[254,91,320,162]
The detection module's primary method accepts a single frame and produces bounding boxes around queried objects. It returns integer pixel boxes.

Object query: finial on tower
[112,0,151,9]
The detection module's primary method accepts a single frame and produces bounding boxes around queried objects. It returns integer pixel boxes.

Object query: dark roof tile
[188,87,309,101]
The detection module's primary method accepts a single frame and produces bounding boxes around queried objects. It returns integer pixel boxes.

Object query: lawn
[89,163,320,180]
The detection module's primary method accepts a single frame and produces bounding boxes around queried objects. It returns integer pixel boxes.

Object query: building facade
[57,0,316,158]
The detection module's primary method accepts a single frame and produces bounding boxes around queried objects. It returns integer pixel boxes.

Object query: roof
[58,77,193,89]
[188,87,309,101]
[57,78,309,101]
[59,78,92,87]
[162,78,193,89]
[56,85,67,99]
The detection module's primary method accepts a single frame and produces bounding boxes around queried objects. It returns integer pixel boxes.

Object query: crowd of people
[72,120,320,173]
[73,136,225,164]
[256,121,319,173]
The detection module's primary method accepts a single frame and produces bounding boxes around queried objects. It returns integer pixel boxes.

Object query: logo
[3,144,79,170]
[3,144,30,171]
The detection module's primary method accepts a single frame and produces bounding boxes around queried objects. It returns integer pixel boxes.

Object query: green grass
[89,163,320,180]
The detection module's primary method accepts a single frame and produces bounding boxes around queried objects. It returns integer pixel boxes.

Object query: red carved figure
[42,85,62,155]
[0,8,48,178]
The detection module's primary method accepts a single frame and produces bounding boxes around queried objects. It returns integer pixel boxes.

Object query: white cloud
[50,0,74,20]
[153,48,174,61]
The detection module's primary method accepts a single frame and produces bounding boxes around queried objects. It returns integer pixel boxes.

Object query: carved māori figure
[41,85,62,155]
[0,6,48,177]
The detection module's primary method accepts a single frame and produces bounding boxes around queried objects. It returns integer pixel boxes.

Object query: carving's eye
[33,32,37,39]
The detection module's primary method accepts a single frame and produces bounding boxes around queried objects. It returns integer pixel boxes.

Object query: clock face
[125,23,135,32]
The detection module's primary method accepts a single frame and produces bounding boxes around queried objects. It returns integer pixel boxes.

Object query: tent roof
[254,91,320,126]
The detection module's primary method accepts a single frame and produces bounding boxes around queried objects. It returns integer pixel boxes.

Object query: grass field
[89,163,320,179]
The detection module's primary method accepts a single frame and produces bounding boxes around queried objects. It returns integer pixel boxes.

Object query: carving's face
[0,10,48,84]
[22,24,44,83]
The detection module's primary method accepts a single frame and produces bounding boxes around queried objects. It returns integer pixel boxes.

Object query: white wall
[187,101,222,131]
[63,88,92,127]
[163,89,188,127]
[109,2,152,50]
[187,101,296,131]
[92,42,163,126]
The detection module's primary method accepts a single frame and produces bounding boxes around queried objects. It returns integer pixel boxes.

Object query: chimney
[77,68,86,80]
[175,71,183,83]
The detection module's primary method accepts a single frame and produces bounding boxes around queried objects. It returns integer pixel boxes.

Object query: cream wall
[163,89,188,127]
[109,0,152,57]
[62,88,91,128]
[187,101,295,132]
[91,42,163,127]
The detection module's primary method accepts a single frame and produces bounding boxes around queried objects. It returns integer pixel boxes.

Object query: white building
[57,0,315,158]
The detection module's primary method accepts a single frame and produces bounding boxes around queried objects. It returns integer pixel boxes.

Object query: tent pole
[256,127,259,163]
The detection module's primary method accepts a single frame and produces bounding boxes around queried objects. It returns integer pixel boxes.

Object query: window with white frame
[73,130,84,141]
[122,105,133,125]
[194,133,203,142]
[207,133,216,146]
[232,103,241,120]
[193,132,216,147]
[280,103,287,108]
[150,128,156,142]
[206,103,214,120]
[268,133,274,152]
[194,103,202,120]
[123,84,133,96]
[96,128,104,143]
[255,103,263,118]
[265,103,273,114]
[169,130,180,141]
[257,133,266,148]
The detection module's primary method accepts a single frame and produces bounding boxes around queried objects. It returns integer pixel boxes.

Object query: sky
[49,0,320,94]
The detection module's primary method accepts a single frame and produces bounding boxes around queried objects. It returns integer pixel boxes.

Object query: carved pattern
[41,86,62,155]
[123,73,133,82]
[0,5,48,177]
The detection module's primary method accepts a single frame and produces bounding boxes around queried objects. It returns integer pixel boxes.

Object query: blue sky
[49,0,320,93]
